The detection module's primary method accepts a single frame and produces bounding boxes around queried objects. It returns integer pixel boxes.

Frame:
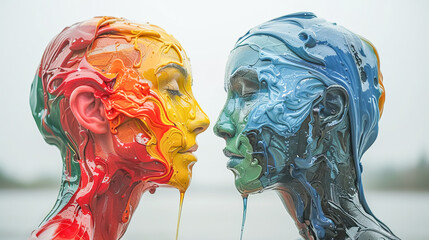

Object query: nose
[188,104,210,135]
[214,113,236,140]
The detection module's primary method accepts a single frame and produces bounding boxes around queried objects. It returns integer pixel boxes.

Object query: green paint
[233,134,262,194]
[30,74,81,225]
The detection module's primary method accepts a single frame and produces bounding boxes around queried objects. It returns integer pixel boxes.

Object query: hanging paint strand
[240,195,248,240]
[175,192,185,240]
[29,16,209,240]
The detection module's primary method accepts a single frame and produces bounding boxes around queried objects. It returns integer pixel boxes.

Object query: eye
[164,79,183,97]
[167,88,183,97]
[242,91,257,99]
[241,82,259,100]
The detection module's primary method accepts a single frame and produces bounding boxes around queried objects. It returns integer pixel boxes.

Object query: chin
[166,152,196,192]
[234,176,263,195]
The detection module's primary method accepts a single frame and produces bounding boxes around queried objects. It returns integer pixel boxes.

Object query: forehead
[225,35,296,90]
[87,36,188,84]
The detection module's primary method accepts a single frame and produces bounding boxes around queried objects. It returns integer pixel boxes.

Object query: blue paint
[226,12,385,239]
[232,12,382,164]
[291,159,335,238]
[240,196,248,240]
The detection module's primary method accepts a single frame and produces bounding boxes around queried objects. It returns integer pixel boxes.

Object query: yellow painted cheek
[162,98,197,192]
[159,92,180,120]
[159,128,183,156]
[157,126,194,193]
[166,96,194,129]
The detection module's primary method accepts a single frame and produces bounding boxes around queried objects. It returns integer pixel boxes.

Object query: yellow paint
[86,18,209,193]
[176,192,185,240]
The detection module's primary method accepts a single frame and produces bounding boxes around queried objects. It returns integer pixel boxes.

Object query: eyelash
[167,89,183,97]
[242,91,258,98]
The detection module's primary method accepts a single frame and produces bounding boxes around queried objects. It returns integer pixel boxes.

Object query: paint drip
[175,192,185,240]
[240,195,248,240]
[29,16,209,240]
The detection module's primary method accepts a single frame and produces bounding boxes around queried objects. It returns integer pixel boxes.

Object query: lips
[187,144,198,153]
[223,149,244,158]
[223,149,244,168]
[179,144,198,153]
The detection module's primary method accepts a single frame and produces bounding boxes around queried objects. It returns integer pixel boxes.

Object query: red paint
[30,17,187,240]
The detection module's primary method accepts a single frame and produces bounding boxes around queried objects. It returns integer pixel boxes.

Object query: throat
[275,171,397,240]
[91,170,154,240]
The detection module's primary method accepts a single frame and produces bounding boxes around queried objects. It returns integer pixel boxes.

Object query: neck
[275,154,398,240]
[32,154,157,240]
[90,169,153,240]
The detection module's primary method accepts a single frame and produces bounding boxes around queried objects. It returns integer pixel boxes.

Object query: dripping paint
[30,16,209,240]
[214,12,398,239]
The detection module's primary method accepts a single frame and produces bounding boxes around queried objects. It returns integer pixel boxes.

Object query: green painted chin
[233,168,263,195]
[229,135,263,195]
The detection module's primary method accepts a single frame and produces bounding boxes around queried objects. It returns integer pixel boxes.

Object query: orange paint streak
[31,16,208,240]
[361,37,385,117]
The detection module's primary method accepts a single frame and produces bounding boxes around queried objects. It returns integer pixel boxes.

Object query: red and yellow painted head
[30,17,209,193]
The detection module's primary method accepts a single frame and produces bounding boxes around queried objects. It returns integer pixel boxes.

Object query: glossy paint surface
[214,12,392,239]
[217,12,384,194]
[30,17,208,239]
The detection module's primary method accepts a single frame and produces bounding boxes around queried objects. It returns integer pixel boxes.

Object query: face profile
[214,13,398,239]
[30,17,209,239]
[215,35,322,194]
[85,30,207,191]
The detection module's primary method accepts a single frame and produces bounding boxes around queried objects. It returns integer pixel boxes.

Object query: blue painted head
[215,12,384,216]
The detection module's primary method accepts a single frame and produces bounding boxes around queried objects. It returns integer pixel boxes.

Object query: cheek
[228,98,246,124]
[111,125,151,162]
[247,129,290,187]
[234,100,260,132]
[164,95,194,127]
[110,122,172,178]
[158,128,185,154]
[112,136,147,161]
[236,95,265,125]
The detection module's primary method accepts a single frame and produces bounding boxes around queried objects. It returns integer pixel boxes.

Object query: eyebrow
[158,63,188,78]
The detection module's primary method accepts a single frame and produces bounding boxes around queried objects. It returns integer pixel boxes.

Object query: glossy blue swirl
[228,12,384,236]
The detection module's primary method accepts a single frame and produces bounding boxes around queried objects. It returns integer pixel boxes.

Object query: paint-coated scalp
[237,12,384,162]
[233,12,385,215]
[29,16,185,223]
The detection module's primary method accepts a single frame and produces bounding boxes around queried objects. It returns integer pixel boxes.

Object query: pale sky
[1,0,428,188]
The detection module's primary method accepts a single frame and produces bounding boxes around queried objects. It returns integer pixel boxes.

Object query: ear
[69,86,109,135]
[318,85,349,129]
